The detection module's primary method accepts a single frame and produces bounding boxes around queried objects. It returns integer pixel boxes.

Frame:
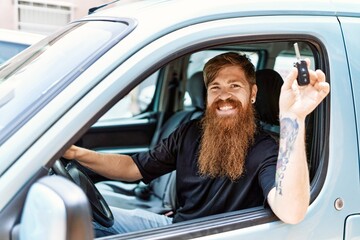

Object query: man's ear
[251,84,258,101]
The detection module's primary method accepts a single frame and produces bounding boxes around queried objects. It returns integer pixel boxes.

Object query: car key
[293,42,310,86]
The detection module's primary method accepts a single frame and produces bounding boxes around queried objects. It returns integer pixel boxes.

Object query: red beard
[198,98,256,181]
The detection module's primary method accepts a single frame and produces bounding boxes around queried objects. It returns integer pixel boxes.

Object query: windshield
[0,19,135,144]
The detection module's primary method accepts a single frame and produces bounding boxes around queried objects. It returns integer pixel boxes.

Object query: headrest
[186,71,206,110]
[255,69,283,126]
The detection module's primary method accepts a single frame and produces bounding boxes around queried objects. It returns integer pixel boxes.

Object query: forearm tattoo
[275,117,299,195]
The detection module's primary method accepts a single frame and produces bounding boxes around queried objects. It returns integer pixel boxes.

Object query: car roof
[78,0,359,64]
[82,0,360,43]
[90,0,360,21]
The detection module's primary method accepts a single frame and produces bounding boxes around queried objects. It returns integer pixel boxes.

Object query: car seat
[96,71,206,213]
[255,69,283,136]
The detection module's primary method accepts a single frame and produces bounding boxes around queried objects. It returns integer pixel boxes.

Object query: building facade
[0,0,135,35]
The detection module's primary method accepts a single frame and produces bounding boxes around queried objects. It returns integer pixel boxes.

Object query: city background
[0,0,136,35]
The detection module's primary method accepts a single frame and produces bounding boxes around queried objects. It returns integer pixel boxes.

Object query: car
[0,0,359,239]
[0,28,45,65]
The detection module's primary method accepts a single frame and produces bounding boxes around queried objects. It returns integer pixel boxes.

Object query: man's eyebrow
[228,79,242,83]
[209,78,247,86]
[228,79,247,85]
[209,81,220,86]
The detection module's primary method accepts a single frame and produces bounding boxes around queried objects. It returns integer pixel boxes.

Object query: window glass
[99,71,159,121]
[0,19,134,144]
[274,43,315,79]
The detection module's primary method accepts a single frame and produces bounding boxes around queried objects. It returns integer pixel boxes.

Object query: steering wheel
[52,159,114,228]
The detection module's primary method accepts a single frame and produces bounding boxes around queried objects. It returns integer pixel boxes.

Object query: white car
[0,0,360,239]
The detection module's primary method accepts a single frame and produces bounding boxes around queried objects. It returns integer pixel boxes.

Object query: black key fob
[293,43,310,86]
[294,60,310,86]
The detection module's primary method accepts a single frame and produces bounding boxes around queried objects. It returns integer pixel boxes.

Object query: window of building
[17,0,74,35]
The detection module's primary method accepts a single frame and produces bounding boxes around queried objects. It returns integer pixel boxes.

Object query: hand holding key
[279,55,330,120]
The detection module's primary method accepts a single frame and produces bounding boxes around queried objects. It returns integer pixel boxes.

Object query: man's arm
[267,59,330,224]
[63,145,143,182]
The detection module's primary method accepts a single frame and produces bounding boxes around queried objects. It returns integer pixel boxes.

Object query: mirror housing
[19,176,93,240]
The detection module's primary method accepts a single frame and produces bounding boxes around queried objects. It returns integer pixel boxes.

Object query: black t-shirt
[132,119,278,223]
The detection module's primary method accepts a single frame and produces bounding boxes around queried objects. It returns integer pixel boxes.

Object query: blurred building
[0,0,136,35]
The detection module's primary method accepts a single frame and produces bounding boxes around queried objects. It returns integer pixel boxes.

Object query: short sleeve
[132,122,188,183]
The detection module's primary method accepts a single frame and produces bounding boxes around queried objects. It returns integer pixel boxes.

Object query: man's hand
[279,58,330,119]
[62,145,79,160]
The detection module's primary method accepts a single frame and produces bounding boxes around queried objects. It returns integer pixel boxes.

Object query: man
[63,52,330,236]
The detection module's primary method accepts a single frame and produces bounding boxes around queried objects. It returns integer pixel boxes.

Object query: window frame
[95,37,329,239]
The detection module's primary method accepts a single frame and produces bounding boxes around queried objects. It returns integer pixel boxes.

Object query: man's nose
[218,90,232,100]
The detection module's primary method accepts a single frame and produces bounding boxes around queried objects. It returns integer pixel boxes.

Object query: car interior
[50,39,328,237]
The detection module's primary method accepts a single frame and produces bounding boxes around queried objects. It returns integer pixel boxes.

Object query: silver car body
[0,0,360,239]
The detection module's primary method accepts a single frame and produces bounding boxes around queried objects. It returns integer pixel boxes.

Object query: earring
[251,99,255,103]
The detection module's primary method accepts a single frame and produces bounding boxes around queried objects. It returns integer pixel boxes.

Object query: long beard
[198,98,256,181]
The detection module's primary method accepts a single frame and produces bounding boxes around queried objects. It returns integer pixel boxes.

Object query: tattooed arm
[267,59,330,224]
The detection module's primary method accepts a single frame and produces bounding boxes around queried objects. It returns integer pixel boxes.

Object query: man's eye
[210,86,220,90]
[231,84,241,88]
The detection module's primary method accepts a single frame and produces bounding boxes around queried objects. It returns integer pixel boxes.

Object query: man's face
[206,65,257,114]
[198,65,258,181]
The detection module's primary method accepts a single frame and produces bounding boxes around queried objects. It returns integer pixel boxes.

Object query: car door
[338,16,360,240]
[64,14,349,239]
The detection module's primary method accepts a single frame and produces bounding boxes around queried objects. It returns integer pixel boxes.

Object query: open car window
[81,39,325,239]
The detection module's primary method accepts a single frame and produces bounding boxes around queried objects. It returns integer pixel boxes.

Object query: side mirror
[18,176,93,240]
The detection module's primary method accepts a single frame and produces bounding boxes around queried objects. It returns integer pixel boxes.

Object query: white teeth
[219,105,233,111]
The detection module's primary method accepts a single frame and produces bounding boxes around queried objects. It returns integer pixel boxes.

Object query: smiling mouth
[216,104,237,116]
[219,105,234,111]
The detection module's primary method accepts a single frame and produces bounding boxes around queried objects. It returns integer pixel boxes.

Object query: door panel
[79,113,158,155]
